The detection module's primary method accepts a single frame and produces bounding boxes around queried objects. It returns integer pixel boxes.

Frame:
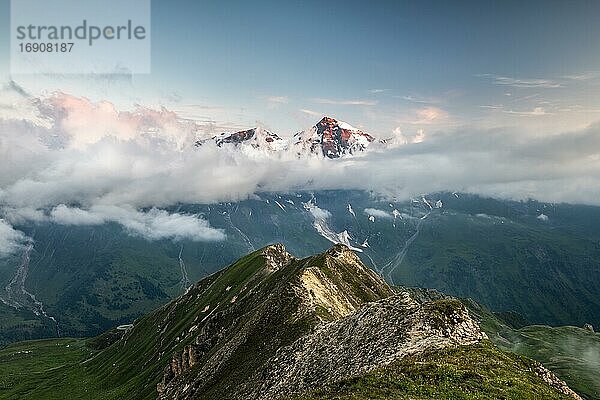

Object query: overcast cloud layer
[1,88,600,255]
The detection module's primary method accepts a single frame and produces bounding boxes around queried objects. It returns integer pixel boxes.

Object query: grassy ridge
[296,342,573,400]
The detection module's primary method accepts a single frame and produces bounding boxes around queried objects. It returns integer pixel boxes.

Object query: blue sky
[1,0,600,136]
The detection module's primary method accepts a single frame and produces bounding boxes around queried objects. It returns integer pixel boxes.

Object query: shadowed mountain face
[0,244,584,399]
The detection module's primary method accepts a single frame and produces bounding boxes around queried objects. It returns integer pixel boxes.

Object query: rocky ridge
[153,244,577,400]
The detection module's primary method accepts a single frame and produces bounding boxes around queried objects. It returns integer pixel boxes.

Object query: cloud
[1,204,225,243]
[503,107,549,116]
[563,71,600,81]
[391,127,426,145]
[511,93,540,103]
[50,204,107,225]
[0,219,27,257]
[2,208,47,225]
[49,205,224,241]
[266,96,289,104]
[479,105,504,110]
[368,89,389,94]
[4,80,30,98]
[311,98,377,106]
[398,107,449,125]
[480,74,563,88]
[265,96,290,109]
[2,89,600,249]
[364,208,392,219]
[169,104,246,132]
[537,213,549,222]
[399,95,440,104]
[299,108,323,117]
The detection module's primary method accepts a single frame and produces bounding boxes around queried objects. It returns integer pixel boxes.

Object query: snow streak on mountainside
[303,197,363,252]
[178,245,191,291]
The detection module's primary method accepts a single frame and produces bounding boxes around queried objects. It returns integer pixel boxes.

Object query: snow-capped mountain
[196,117,378,159]
[294,116,376,159]
[195,126,288,154]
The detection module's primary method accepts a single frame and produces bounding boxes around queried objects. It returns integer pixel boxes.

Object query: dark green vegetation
[0,199,329,343]
[0,245,386,399]
[0,303,56,346]
[0,246,584,400]
[1,191,599,346]
[514,326,600,400]
[386,288,600,400]
[463,298,600,400]
[315,191,600,329]
[296,342,572,400]
[401,201,600,330]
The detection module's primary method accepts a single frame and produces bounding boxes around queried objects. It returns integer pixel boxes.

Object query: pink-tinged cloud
[44,93,201,149]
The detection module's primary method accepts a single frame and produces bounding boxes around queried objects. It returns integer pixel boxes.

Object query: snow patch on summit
[195,126,288,158]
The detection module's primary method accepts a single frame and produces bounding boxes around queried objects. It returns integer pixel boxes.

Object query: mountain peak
[157,245,565,400]
[215,127,283,147]
[195,126,287,153]
[294,116,376,159]
[317,116,358,131]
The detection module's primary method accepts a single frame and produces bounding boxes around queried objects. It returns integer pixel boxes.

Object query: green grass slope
[296,342,574,400]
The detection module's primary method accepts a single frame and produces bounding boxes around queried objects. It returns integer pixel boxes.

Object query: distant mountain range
[196,116,382,158]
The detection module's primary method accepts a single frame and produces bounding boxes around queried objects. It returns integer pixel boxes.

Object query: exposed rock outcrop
[248,297,486,400]
[532,362,583,400]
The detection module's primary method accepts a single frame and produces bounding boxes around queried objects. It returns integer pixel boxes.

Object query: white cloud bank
[1,88,600,253]
[0,219,27,257]
[49,205,225,241]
